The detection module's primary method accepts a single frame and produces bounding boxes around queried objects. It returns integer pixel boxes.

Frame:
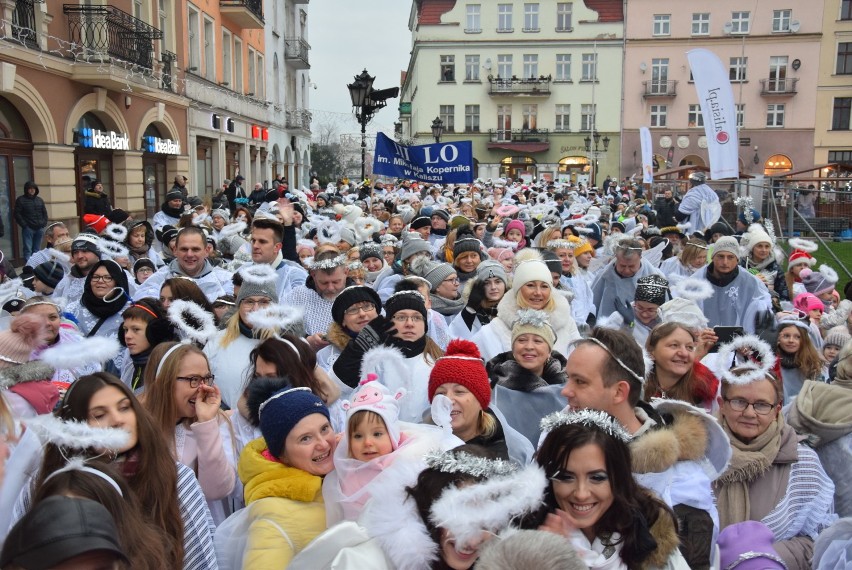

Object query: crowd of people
[1,170,852,569]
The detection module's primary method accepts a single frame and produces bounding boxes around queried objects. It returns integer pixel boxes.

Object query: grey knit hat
[712,236,741,259]
[475,260,508,286]
[359,243,384,262]
[453,237,485,260]
[417,261,456,292]
[824,326,851,350]
[400,236,432,261]
[236,276,279,305]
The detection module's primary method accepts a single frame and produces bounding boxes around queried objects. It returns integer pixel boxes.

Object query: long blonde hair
[220,308,279,348]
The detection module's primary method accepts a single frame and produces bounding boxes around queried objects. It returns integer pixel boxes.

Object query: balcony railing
[488,128,550,143]
[219,0,264,28]
[760,78,798,95]
[488,75,552,96]
[285,108,312,132]
[642,80,678,97]
[12,0,40,50]
[161,51,176,92]
[284,38,310,68]
[63,4,163,69]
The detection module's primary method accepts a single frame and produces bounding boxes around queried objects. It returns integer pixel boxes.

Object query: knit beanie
[410,216,431,231]
[801,267,838,296]
[635,275,669,306]
[475,260,508,286]
[165,188,183,202]
[33,261,65,289]
[504,219,526,238]
[0,313,45,368]
[71,234,101,256]
[106,209,130,225]
[742,225,772,252]
[235,272,279,305]
[359,243,384,263]
[156,226,179,248]
[453,237,485,261]
[824,325,852,350]
[211,208,230,221]
[399,236,432,261]
[793,292,824,313]
[539,250,562,277]
[345,374,404,449]
[511,309,556,350]
[585,222,603,244]
[384,291,428,327]
[415,260,456,292]
[430,210,450,223]
[737,208,761,226]
[428,339,490,410]
[339,227,357,247]
[512,259,553,290]
[717,521,786,570]
[711,236,740,259]
[487,247,514,264]
[259,387,330,458]
[82,215,109,234]
[331,285,381,325]
[572,237,593,257]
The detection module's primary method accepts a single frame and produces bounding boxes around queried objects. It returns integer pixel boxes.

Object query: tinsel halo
[540,409,632,443]
[424,449,516,478]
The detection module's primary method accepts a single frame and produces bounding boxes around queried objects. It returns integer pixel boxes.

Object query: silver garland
[540,409,633,443]
[309,254,346,271]
[424,449,517,478]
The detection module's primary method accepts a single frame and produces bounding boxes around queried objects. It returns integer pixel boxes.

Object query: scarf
[130,350,151,391]
[715,414,785,528]
[82,288,127,320]
[160,202,183,218]
[114,448,141,481]
[128,243,150,258]
[779,349,798,369]
[387,334,427,358]
[430,293,466,317]
[238,318,255,339]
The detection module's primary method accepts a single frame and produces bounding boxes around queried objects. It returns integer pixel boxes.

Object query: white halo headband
[43,457,123,497]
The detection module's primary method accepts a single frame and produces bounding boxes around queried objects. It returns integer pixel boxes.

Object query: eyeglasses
[442,277,460,285]
[724,397,776,415]
[241,298,272,309]
[392,314,425,324]
[343,302,377,316]
[136,267,154,274]
[176,374,215,388]
[91,274,115,283]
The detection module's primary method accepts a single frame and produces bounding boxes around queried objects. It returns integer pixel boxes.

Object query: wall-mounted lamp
[792,59,801,71]
[753,145,760,165]
[124,95,131,109]
[639,61,647,74]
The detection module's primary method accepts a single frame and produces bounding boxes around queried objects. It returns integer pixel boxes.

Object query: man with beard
[52,234,101,300]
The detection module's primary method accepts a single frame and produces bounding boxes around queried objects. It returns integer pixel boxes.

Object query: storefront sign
[373,132,474,184]
[143,135,181,155]
[79,128,130,151]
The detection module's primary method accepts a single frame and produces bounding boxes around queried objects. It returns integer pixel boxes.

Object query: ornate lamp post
[431,116,444,143]
[584,131,611,188]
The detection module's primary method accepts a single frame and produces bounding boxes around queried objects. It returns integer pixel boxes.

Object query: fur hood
[631,399,731,480]
[326,322,354,351]
[486,351,568,392]
[495,285,576,337]
[0,360,55,389]
[643,506,682,569]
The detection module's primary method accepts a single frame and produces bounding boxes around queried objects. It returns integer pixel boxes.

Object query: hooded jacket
[14,189,48,229]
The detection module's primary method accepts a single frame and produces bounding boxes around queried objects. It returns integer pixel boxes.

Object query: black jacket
[14,192,48,229]
[655,196,679,228]
[84,191,112,216]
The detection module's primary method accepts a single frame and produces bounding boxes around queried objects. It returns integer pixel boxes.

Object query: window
[692,13,710,35]
[440,55,455,82]
[187,6,200,72]
[768,56,788,91]
[843,0,852,20]
[524,3,539,32]
[133,0,143,20]
[498,4,513,32]
[581,104,596,131]
[772,9,792,32]
[651,105,667,127]
[766,103,785,127]
[233,37,243,93]
[829,150,852,162]
[555,104,570,131]
[581,53,597,81]
[465,105,480,132]
[833,97,852,130]
[497,105,512,141]
[247,48,256,95]
[465,4,481,32]
[837,42,852,74]
[465,55,480,81]
[523,54,538,78]
[556,3,573,31]
[653,14,671,36]
[729,57,748,82]
[522,104,538,130]
[651,58,669,92]
[203,17,215,81]
[731,11,750,34]
[497,54,512,79]
[158,0,170,51]
[222,29,232,88]
[555,54,571,81]
[736,104,745,127]
[688,104,704,127]
[255,54,264,99]
[440,104,455,132]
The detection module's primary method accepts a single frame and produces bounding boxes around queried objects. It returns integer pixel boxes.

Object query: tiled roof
[417,0,457,25]
[584,0,624,23]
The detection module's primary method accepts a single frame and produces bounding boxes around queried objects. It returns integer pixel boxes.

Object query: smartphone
[709,326,745,352]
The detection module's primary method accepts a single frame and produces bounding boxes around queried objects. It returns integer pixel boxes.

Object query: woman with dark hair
[124,220,163,268]
[25,372,217,570]
[159,277,214,312]
[448,260,508,340]
[533,410,689,569]
[774,320,824,401]
[65,259,130,340]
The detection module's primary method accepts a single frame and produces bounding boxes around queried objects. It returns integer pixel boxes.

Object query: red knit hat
[788,249,815,268]
[428,339,491,410]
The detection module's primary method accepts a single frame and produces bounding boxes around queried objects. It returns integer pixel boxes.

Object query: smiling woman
[65,259,130,343]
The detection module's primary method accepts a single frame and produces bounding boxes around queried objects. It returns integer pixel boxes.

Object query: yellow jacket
[237,437,327,569]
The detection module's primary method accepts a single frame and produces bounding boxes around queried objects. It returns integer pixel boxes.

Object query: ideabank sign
[372,132,474,184]
[78,128,130,151]
[143,135,181,155]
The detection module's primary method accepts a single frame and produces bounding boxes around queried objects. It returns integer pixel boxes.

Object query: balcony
[760,78,798,96]
[284,38,310,69]
[12,0,40,50]
[642,80,678,98]
[219,0,264,29]
[487,129,550,152]
[285,108,312,132]
[488,75,552,97]
[63,4,163,69]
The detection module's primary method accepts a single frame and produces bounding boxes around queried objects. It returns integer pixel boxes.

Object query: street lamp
[431,116,444,143]
[347,69,399,182]
[584,131,611,188]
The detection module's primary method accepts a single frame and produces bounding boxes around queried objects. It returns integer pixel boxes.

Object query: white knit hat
[344,374,405,450]
[512,260,552,289]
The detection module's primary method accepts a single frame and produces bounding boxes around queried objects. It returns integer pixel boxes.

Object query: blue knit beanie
[259,387,330,458]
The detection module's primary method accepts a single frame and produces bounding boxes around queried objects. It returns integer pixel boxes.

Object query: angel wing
[642,239,668,268]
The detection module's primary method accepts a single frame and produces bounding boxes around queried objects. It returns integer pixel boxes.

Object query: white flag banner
[687,48,740,179]
[640,127,654,184]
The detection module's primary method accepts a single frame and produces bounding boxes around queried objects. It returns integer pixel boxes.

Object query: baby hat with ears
[343,373,406,449]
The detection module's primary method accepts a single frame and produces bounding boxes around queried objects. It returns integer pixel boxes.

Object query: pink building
[622,1,822,180]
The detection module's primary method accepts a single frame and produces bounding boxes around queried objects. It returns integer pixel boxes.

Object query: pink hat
[343,374,405,450]
[504,219,527,248]
[793,292,824,313]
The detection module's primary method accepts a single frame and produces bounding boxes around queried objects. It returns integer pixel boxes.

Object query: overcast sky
[308,1,412,138]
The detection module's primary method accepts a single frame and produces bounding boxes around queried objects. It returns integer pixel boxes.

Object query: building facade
[622,1,822,180]
[814,0,852,168]
[400,0,624,186]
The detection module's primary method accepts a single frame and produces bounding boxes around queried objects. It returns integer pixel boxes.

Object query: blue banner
[373,132,474,184]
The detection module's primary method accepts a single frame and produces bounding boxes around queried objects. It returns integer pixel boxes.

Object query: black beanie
[33,261,65,289]
[133,257,156,274]
[384,291,428,331]
[453,237,485,260]
[410,216,431,231]
[106,209,130,224]
[539,250,562,276]
[331,285,381,325]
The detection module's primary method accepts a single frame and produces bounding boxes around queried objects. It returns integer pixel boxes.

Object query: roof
[416,0,457,25]
[584,0,624,23]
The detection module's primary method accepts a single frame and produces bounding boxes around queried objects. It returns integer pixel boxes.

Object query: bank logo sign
[78,128,130,151]
[143,135,181,155]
